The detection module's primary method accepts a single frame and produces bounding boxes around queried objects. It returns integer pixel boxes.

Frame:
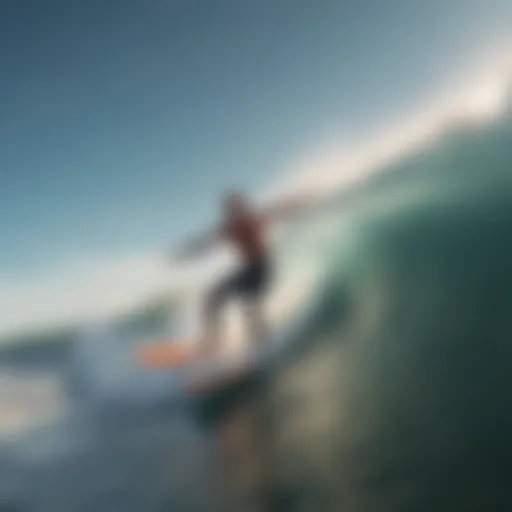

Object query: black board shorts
[209,261,271,307]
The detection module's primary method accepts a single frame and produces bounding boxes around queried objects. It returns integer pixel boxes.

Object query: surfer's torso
[224,213,267,267]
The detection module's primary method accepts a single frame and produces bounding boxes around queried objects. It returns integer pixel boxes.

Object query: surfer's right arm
[172,227,225,261]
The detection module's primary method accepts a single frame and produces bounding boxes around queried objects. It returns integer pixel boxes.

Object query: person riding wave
[172,190,313,358]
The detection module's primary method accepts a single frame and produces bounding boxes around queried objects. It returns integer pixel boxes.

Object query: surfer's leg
[201,272,240,355]
[202,287,226,355]
[243,299,268,346]
[238,265,271,346]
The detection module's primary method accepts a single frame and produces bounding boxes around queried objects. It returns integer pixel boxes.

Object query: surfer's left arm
[171,226,224,262]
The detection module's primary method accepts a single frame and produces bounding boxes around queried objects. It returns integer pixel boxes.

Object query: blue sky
[0,0,511,334]
[1,0,510,273]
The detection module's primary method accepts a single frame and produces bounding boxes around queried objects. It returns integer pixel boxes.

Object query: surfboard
[137,342,196,369]
[136,339,269,398]
[135,337,277,428]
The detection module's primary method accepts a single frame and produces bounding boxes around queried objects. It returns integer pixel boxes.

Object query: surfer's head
[223,190,250,217]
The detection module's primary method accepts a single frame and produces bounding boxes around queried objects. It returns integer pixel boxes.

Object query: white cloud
[1,46,511,339]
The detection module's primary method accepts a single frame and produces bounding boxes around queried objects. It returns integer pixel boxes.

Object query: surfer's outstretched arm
[173,227,224,261]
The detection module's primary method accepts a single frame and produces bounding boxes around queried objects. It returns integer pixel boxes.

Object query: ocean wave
[2,112,511,413]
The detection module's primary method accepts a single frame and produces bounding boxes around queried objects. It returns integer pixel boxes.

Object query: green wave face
[268,114,512,510]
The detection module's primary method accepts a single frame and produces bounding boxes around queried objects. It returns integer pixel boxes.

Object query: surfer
[173,190,313,357]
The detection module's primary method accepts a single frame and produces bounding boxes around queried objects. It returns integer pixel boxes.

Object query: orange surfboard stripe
[137,343,194,368]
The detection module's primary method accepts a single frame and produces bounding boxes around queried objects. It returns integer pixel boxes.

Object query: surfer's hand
[171,229,220,263]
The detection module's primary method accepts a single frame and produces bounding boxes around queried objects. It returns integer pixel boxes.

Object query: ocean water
[266,115,512,510]
[0,113,511,511]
